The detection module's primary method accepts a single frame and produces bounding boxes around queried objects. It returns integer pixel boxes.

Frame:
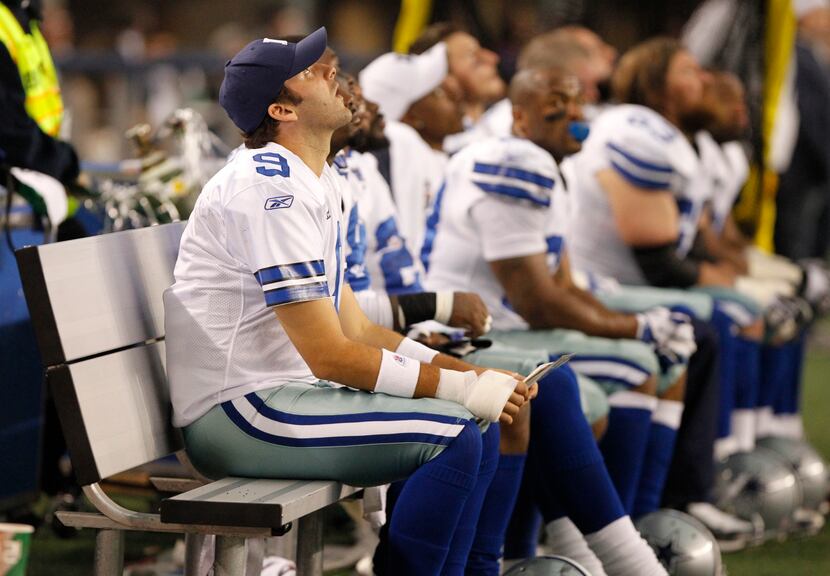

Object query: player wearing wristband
[163,30,530,575]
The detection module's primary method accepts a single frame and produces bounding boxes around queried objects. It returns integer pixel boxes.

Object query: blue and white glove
[636,307,697,367]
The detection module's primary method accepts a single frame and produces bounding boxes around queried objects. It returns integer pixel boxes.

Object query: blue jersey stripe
[473,181,551,207]
[420,182,447,272]
[546,235,564,255]
[256,260,326,286]
[333,221,342,311]
[609,160,671,190]
[606,142,673,173]
[263,281,330,307]
[473,162,556,189]
[223,402,459,449]
[244,393,466,426]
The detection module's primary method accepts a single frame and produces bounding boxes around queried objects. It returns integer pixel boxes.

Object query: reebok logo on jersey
[264,196,294,210]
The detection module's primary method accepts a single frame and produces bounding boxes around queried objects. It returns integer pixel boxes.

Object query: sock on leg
[584,516,667,576]
[733,338,760,451]
[758,344,788,437]
[633,399,683,517]
[466,449,526,575]
[378,420,482,576]
[503,465,542,560]
[545,517,608,576]
[443,424,500,575]
[710,309,737,442]
[530,367,627,534]
[599,390,657,513]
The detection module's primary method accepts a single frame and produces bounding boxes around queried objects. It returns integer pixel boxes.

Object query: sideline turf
[723,349,830,575]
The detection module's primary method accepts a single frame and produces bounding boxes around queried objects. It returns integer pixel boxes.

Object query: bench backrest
[16,222,186,485]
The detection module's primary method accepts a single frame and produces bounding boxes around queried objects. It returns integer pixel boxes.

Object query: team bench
[16,221,362,576]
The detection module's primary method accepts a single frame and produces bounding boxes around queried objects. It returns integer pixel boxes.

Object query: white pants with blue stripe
[183,381,481,487]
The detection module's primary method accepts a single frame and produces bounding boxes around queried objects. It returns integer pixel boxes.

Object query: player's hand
[489,369,536,401]
[448,292,491,338]
[499,388,526,424]
[636,307,697,365]
[699,261,737,287]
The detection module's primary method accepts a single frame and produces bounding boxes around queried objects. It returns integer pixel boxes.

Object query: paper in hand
[523,353,574,387]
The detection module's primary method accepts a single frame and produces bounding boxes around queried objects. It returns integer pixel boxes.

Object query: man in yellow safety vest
[0,0,78,184]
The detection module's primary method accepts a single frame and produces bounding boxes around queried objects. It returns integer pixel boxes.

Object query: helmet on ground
[714,447,801,536]
[635,509,722,576]
[756,436,829,512]
[503,555,592,575]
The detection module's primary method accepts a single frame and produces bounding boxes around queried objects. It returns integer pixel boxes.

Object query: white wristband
[375,349,420,398]
[396,337,439,364]
[434,292,454,325]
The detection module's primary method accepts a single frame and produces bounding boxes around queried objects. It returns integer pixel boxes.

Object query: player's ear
[512,105,529,137]
[267,102,298,123]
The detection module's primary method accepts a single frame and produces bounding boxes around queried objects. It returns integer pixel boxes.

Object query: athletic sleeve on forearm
[0,43,79,183]
[632,243,700,288]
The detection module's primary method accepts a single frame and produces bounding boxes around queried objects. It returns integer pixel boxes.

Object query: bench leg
[296,509,324,576]
[93,529,124,576]
[184,533,206,576]
[214,535,247,576]
[246,538,265,575]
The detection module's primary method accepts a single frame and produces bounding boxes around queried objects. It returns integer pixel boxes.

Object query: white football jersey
[695,132,749,234]
[164,142,347,427]
[386,121,448,256]
[335,148,425,295]
[423,136,566,331]
[568,104,707,285]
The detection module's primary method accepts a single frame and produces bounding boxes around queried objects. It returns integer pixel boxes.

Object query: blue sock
[444,423,500,575]
[466,450,526,575]
[710,308,737,440]
[734,338,761,411]
[760,343,788,418]
[632,399,683,517]
[375,420,482,576]
[503,464,543,560]
[775,336,805,415]
[531,366,626,533]
[599,392,655,514]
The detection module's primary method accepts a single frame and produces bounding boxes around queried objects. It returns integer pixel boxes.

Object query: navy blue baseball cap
[219,27,328,134]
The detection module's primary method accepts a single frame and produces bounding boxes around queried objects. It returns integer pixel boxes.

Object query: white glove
[436,369,519,422]
[636,307,697,364]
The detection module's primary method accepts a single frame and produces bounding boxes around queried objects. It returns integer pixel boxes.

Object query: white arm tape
[396,337,439,364]
[375,349,420,398]
[434,291,454,325]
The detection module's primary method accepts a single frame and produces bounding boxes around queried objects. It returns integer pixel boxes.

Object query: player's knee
[739,317,765,340]
[636,374,658,396]
[660,370,687,401]
[439,419,484,477]
[591,415,609,441]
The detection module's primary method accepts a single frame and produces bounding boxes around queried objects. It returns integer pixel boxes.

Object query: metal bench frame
[16,223,362,575]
